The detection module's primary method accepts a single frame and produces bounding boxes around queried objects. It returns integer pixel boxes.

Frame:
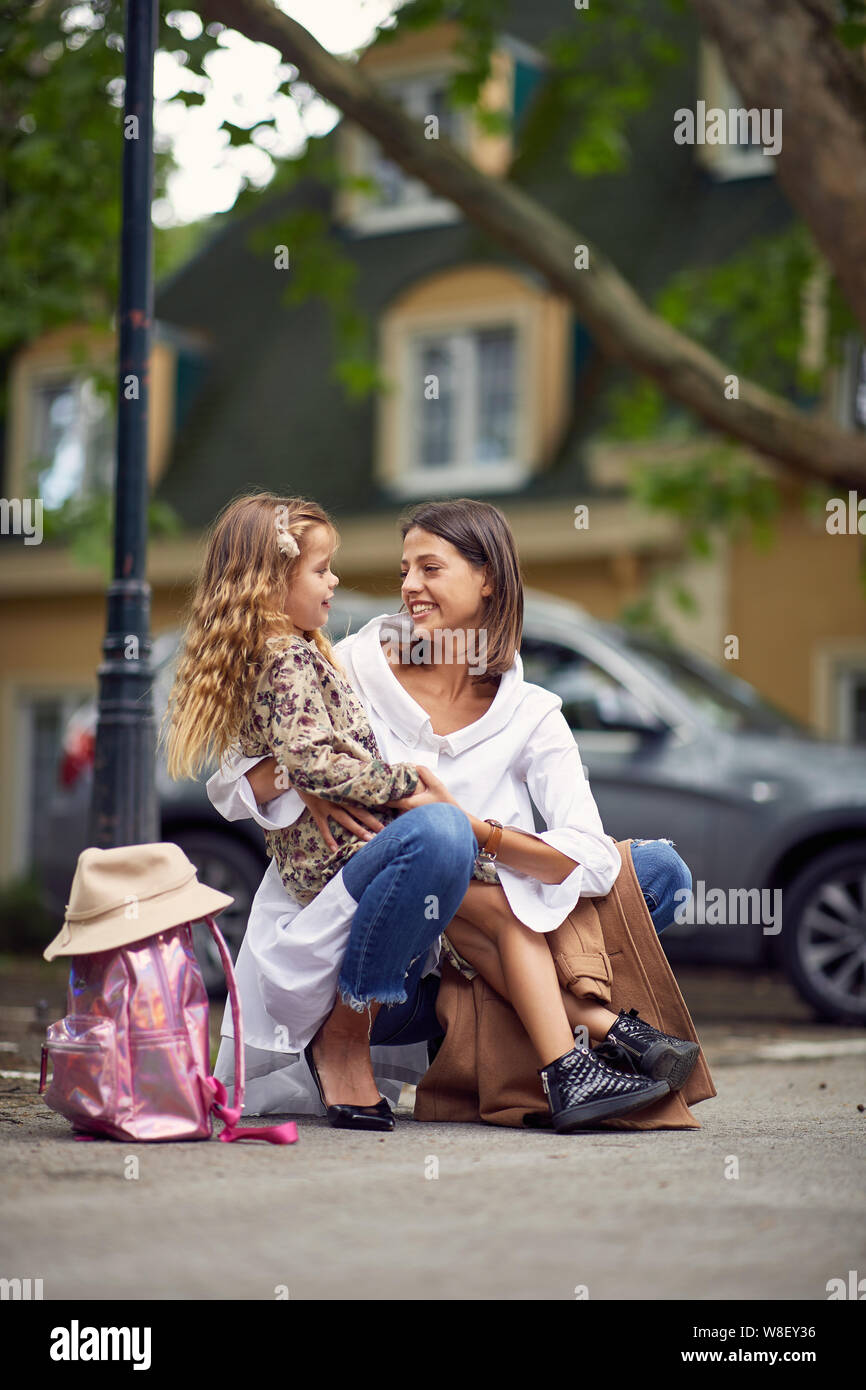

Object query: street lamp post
[89,0,159,849]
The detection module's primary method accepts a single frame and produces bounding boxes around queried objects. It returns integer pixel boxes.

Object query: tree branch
[195,0,866,488]
[690,0,866,339]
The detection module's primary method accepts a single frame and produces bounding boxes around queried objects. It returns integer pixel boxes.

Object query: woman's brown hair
[161,492,343,781]
[398,498,524,682]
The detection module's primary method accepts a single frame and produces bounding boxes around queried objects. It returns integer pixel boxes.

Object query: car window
[611,629,810,735]
[520,637,661,733]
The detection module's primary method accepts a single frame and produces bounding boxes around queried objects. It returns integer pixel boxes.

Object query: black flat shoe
[304,1042,395,1131]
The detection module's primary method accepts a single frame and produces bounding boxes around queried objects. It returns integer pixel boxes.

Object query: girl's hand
[387,764,460,812]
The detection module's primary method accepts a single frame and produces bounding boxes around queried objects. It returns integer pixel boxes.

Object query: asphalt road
[1,959,864,1301]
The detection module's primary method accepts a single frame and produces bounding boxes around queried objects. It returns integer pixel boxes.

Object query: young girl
[163,492,694,1132]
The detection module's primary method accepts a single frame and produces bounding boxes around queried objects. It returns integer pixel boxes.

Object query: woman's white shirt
[205,612,621,1114]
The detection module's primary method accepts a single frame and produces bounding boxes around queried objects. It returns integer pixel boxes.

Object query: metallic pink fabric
[41,915,297,1146]
[41,924,213,1141]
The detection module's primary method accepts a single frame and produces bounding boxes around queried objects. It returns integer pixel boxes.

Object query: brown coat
[414,838,716,1128]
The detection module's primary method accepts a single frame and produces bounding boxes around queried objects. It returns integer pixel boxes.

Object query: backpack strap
[201,915,297,1146]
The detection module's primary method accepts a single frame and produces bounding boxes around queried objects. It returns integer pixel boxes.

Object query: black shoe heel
[304,1042,395,1132]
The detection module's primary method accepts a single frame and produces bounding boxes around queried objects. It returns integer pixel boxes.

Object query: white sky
[152,1,402,227]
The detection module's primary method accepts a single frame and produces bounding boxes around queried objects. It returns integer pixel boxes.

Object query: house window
[830,335,866,432]
[413,325,518,474]
[695,41,779,181]
[835,662,866,744]
[14,688,92,874]
[27,372,114,508]
[340,66,469,234]
[370,74,464,211]
[340,70,468,234]
[378,264,572,498]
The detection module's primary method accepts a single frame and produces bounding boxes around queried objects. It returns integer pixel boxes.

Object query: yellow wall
[728,494,866,724]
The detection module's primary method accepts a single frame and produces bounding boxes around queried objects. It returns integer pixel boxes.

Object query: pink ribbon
[204,1075,298,1145]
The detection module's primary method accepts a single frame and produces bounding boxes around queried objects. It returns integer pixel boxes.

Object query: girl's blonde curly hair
[161,492,343,782]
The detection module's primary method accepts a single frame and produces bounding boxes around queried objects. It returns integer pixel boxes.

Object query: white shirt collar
[349,611,526,756]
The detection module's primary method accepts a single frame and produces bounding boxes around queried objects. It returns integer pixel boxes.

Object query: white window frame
[835,660,866,744]
[829,333,866,433]
[24,365,114,507]
[8,325,180,505]
[342,62,467,236]
[10,683,93,875]
[389,302,534,497]
[695,40,779,182]
[813,641,866,743]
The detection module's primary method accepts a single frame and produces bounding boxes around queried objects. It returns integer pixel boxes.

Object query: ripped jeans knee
[630,837,692,935]
[337,803,477,1009]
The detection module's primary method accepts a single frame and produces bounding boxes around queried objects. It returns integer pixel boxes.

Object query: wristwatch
[477,818,504,863]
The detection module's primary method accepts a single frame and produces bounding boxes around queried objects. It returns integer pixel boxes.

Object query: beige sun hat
[43,842,234,961]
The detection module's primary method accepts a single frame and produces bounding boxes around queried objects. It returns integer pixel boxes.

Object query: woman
[207,498,693,1125]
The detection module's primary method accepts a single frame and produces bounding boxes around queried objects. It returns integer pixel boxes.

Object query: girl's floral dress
[237,633,421,905]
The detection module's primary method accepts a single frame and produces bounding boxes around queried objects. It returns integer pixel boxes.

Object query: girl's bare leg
[308,998,384,1107]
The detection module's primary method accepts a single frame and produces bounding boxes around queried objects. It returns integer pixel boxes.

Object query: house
[1,2,864,886]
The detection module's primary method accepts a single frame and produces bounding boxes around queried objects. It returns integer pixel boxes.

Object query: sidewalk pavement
[1,959,864,1300]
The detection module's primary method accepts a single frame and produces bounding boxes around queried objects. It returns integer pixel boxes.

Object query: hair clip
[275,513,300,559]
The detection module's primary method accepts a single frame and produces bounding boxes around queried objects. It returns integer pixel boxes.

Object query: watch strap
[478,819,504,862]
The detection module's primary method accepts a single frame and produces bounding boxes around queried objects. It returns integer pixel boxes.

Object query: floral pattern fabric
[238,634,421,905]
[237,632,503,907]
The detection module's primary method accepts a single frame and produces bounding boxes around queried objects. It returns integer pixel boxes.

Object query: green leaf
[834,21,866,47]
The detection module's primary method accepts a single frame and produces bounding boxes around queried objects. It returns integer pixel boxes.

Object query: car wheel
[169,829,265,997]
[780,843,866,1025]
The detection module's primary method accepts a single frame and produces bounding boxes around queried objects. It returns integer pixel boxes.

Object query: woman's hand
[244,756,384,852]
[297,790,384,853]
[387,764,461,812]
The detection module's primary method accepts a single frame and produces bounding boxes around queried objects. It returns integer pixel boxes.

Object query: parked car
[37,589,866,1023]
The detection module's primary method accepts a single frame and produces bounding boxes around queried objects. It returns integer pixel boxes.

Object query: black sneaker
[539,1045,670,1132]
[596,1008,700,1093]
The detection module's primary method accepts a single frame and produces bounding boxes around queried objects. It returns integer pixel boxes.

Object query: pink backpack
[39,914,296,1146]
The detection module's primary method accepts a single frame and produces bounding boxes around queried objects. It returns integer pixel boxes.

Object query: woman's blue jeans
[339,805,691,1049]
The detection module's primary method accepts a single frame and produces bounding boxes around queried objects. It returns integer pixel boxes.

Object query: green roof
[153,0,794,530]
